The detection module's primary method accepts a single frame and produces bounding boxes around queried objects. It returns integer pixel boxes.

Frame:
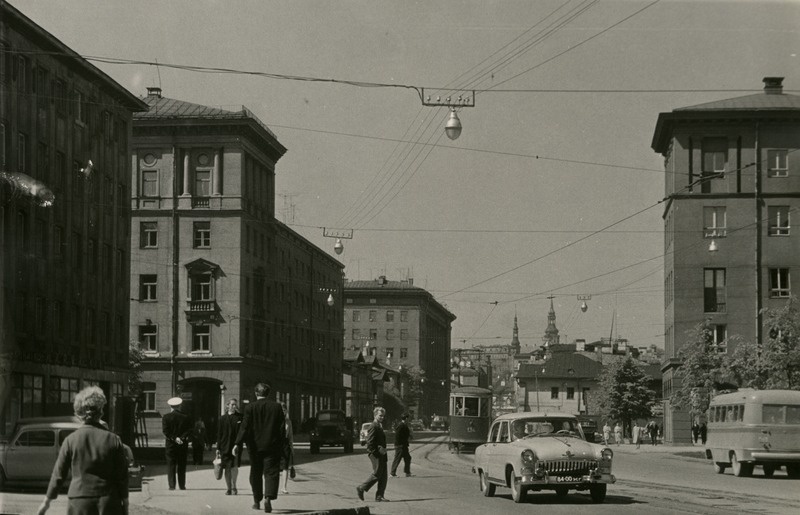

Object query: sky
[11,0,800,352]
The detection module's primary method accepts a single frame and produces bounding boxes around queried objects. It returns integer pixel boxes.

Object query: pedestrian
[632,421,641,449]
[192,418,207,465]
[691,421,700,444]
[647,420,658,446]
[356,406,390,502]
[234,382,286,513]
[216,398,243,496]
[163,396,192,490]
[700,422,708,445]
[36,386,128,515]
[279,402,294,494]
[390,413,413,478]
[602,421,611,445]
[613,422,623,445]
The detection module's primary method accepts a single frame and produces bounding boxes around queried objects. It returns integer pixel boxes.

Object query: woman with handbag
[279,402,294,494]
[216,399,243,495]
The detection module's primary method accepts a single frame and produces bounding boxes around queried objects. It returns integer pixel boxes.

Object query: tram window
[453,397,464,415]
[479,398,489,417]
[464,397,479,416]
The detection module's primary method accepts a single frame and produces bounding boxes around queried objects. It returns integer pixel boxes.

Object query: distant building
[652,76,800,443]
[0,2,147,436]
[343,276,455,420]
[129,88,344,437]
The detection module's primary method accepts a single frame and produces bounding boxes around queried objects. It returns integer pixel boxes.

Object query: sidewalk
[605,441,707,459]
[126,460,370,515]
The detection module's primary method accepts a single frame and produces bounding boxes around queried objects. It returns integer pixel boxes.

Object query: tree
[670,322,730,418]
[726,298,800,390]
[593,355,656,436]
[128,340,146,397]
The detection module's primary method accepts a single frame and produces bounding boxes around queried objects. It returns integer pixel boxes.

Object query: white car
[474,412,615,503]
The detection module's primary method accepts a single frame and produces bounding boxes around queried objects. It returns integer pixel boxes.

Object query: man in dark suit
[356,406,389,502]
[162,397,192,490]
[235,382,286,513]
[390,413,413,477]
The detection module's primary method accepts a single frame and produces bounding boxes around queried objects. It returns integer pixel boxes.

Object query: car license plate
[556,476,577,482]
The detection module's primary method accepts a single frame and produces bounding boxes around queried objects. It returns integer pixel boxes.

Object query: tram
[448,386,492,453]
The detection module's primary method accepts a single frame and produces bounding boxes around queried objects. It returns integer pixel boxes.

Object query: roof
[517,352,603,381]
[675,92,800,112]
[343,349,364,363]
[345,279,424,291]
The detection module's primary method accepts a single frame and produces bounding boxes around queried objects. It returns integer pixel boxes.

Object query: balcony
[192,196,210,208]
[185,300,221,323]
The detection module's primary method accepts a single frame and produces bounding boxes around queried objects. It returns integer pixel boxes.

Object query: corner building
[652,77,800,443]
[343,277,455,420]
[0,2,147,436]
[130,88,344,437]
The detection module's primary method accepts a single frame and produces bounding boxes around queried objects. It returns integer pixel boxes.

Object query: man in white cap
[162,397,192,490]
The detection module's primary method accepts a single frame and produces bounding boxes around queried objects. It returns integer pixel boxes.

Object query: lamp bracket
[323,227,353,239]
[421,88,476,108]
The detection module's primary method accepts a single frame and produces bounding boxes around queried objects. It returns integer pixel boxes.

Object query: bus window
[732,405,740,422]
[787,406,800,424]
[720,407,727,423]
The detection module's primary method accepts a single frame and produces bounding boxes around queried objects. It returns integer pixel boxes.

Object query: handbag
[212,452,223,481]
[290,466,296,479]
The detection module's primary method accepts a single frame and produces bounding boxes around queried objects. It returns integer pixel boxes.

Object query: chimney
[407,277,413,286]
[146,86,162,98]
[763,77,784,95]
[377,275,387,285]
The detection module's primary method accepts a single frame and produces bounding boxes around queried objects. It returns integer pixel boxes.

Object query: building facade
[0,2,146,436]
[343,276,455,421]
[652,76,800,443]
[130,88,344,437]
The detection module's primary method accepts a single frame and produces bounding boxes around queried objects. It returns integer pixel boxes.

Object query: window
[704,268,726,313]
[369,328,377,339]
[15,55,28,92]
[400,329,409,340]
[193,221,210,248]
[551,387,559,399]
[400,310,408,322]
[192,325,211,351]
[702,138,727,173]
[51,377,79,407]
[369,310,377,322]
[386,329,394,340]
[191,273,213,301]
[710,324,727,353]
[140,222,158,248]
[400,348,408,358]
[139,274,157,301]
[703,206,726,238]
[141,170,158,197]
[195,169,211,196]
[386,310,394,322]
[352,328,361,340]
[16,430,54,448]
[768,206,790,236]
[0,122,6,167]
[767,149,788,177]
[567,387,575,400]
[770,268,791,298]
[352,310,360,322]
[139,324,158,351]
[17,132,28,173]
[141,383,156,412]
[385,347,394,358]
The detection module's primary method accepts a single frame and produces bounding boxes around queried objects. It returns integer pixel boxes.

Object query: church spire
[510,307,521,353]
[543,296,560,348]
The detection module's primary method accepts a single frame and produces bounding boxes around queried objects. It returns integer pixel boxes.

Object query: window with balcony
[703,206,726,238]
[192,273,212,301]
[192,324,211,352]
[704,268,726,313]
[140,222,158,248]
[768,206,790,236]
[195,169,211,197]
[193,221,211,248]
[139,274,157,302]
[767,149,788,177]
[770,268,791,298]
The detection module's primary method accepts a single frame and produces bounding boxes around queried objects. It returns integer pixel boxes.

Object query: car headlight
[521,449,536,463]
[601,448,613,460]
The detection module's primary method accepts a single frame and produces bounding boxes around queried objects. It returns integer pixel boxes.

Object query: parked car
[309,410,354,453]
[474,412,615,503]
[577,417,599,443]
[409,419,426,431]
[430,415,449,432]
[0,416,144,491]
[359,422,371,446]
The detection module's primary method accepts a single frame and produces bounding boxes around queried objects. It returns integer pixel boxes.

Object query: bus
[705,389,800,478]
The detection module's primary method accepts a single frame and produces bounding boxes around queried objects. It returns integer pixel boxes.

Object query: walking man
[216,399,243,495]
[235,382,286,513]
[356,406,389,502]
[162,397,192,490]
[390,413,412,477]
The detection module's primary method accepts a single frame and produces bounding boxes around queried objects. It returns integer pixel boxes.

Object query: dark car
[309,410,354,453]
[430,415,449,431]
[409,419,426,431]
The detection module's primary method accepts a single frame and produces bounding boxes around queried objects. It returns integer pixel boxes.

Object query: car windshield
[511,418,583,440]
[318,412,343,422]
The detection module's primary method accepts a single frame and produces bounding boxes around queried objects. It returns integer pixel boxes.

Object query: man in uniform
[162,397,192,490]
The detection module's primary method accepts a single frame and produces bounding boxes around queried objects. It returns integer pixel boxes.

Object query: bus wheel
[762,465,776,477]
[713,462,726,474]
[731,453,753,477]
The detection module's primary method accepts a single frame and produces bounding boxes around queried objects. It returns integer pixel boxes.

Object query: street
[1,434,797,515]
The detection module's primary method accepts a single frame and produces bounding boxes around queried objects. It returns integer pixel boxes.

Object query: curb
[299,509,370,515]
